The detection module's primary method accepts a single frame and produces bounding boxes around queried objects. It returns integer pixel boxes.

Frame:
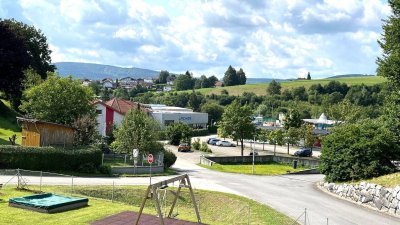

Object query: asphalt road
[169,145,400,225]
[1,142,399,225]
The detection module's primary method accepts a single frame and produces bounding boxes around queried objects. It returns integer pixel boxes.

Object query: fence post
[40,171,43,192]
[17,168,20,189]
[102,153,104,165]
[304,208,307,225]
[112,181,115,203]
[124,155,127,164]
[71,176,74,193]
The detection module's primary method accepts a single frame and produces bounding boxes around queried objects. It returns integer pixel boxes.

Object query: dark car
[294,148,312,157]
[178,143,191,152]
[209,139,220,145]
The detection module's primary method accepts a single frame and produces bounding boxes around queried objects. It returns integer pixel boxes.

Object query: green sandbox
[9,193,88,213]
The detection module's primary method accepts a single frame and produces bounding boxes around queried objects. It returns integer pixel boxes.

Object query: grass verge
[0,100,21,145]
[0,185,297,225]
[199,161,309,175]
[343,172,400,188]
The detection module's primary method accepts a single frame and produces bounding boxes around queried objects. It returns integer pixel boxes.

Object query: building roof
[105,98,135,115]
[93,100,124,115]
[16,117,74,129]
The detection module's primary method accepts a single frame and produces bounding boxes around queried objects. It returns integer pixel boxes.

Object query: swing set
[134,174,202,225]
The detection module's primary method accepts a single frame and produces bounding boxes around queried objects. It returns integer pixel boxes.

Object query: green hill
[0,100,21,145]
[181,76,387,96]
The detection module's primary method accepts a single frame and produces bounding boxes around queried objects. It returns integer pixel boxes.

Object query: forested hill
[54,62,160,79]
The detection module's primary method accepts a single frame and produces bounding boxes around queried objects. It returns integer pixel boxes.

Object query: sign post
[148,154,154,185]
[133,149,139,174]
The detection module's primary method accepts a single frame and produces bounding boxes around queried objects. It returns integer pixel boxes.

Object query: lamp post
[252,136,255,174]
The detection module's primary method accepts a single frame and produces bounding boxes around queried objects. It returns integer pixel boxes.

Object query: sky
[0,0,391,79]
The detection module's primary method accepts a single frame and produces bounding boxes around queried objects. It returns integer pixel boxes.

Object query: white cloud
[1,0,391,78]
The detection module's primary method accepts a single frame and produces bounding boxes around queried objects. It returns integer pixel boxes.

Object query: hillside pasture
[179,76,387,96]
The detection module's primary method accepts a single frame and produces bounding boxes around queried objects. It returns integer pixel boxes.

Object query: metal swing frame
[134,174,201,225]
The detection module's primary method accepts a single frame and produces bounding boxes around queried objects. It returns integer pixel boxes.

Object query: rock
[327,183,335,191]
[380,188,388,198]
[360,182,366,188]
[389,207,396,215]
[361,194,373,203]
[390,199,399,209]
[361,189,369,197]
[397,190,400,201]
[383,198,391,208]
[381,206,389,212]
[374,198,383,210]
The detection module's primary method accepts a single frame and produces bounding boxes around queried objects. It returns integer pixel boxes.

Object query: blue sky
[0,0,391,79]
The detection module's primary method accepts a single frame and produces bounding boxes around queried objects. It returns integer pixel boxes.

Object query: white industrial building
[144,104,208,129]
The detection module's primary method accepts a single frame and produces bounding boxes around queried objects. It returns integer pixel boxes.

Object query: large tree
[1,19,55,78]
[201,102,224,124]
[0,21,31,108]
[175,71,195,91]
[223,65,238,86]
[377,0,400,88]
[237,68,247,85]
[283,109,302,130]
[19,74,95,125]
[113,109,161,154]
[267,80,281,95]
[158,70,170,84]
[219,100,256,156]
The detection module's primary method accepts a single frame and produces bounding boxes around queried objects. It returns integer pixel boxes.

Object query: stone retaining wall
[319,182,400,217]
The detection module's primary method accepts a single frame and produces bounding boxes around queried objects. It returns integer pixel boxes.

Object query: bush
[192,129,209,137]
[320,119,399,182]
[98,165,112,175]
[200,142,212,153]
[192,138,201,150]
[166,122,193,145]
[163,150,177,168]
[78,163,97,173]
[0,145,102,171]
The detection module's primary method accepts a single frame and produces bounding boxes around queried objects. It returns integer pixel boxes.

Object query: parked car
[294,148,312,157]
[207,138,218,144]
[178,143,191,152]
[216,140,235,147]
[249,151,259,156]
[209,139,220,145]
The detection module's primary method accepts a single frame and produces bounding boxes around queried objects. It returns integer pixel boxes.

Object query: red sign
[147,154,154,164]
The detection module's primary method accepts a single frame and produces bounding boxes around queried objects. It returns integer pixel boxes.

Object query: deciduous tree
[267,80,281,95]
[219,100,256,157]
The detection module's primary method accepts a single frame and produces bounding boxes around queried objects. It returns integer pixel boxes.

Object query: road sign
[133,149,139,158]
[148,154,154,164]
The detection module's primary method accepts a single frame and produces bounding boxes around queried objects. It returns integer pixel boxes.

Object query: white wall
[95,104,106,136]
[113,111,124,127]
[151,112,208,128]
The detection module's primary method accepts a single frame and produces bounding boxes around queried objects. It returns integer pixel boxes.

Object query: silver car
[216,140,236,147]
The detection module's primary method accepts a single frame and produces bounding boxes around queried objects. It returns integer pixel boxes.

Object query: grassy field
[180,76,387,96]
[0,99,21,145]
[0,185,297,225]
[199,161,309,175]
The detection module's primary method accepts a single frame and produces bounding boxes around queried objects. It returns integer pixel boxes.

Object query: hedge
[0,145,102,171]
[192,128,209,137]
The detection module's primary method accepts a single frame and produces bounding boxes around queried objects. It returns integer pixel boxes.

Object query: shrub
[165,122,193,145]
[98,165,112,175]
[78,163,97,173]
[320,119,399,182]
[163,150,177,168]
[192,138,201,150]
[192,129,209,137]
[200,142,212,153]
[0,145,102,171]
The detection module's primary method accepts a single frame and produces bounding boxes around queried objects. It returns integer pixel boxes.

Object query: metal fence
[102,152,164,167]
[0,169,335,225]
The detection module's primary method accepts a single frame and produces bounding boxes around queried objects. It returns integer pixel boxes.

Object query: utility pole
[252,136,255,174]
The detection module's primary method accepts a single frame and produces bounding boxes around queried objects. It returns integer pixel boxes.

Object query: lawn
[0,185,297,225]
[0,99,21,145]
[199,161,309,175]
[346,172,400,188]
[178,76,387,96]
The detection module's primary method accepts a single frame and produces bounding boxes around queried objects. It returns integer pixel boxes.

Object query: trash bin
[293,160,298,169]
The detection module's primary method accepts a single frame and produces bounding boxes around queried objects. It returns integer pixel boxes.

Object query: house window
[96,109,102,115]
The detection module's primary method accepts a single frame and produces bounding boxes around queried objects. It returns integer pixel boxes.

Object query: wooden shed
[17,117,75,147]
